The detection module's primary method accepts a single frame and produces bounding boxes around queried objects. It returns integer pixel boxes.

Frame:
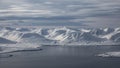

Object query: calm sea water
[0,45,120,68]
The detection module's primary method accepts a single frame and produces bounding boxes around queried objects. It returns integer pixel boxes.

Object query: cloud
[44,2,53,5]
[0,0,120,27]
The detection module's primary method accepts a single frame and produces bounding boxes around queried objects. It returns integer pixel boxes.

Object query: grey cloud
[0,0,120,27]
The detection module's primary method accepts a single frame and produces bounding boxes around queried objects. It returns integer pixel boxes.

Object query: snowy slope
[0,26,119,45]
[0,37,16,44]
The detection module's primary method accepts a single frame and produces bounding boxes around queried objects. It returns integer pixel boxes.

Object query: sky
[0,0,120,27]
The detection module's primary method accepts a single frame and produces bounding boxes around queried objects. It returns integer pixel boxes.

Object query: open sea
[0,45,120,68]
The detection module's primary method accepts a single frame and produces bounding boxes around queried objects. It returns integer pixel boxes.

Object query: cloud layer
[0,0,120,27]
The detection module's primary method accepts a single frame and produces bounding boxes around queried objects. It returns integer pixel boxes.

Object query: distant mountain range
[0,26,120,45]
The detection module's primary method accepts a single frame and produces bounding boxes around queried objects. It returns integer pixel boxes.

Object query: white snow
[81,29,91,32]
[97,52,120,57]
[0,43,41,54]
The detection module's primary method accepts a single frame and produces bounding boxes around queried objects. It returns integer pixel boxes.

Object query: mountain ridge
[0,26,120,45]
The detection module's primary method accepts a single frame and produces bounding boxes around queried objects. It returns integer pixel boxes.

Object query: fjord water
[0,45,120,68]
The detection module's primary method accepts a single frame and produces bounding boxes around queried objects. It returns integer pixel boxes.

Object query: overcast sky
[0,0,120,27]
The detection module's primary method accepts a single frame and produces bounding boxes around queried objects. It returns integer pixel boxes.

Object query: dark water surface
[0,45,120,68]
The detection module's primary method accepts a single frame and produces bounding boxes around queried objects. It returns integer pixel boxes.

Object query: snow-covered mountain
[0,26,120,45]
[0,26,120,54]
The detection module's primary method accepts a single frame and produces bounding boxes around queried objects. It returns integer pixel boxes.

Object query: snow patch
[97,52,120,57]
